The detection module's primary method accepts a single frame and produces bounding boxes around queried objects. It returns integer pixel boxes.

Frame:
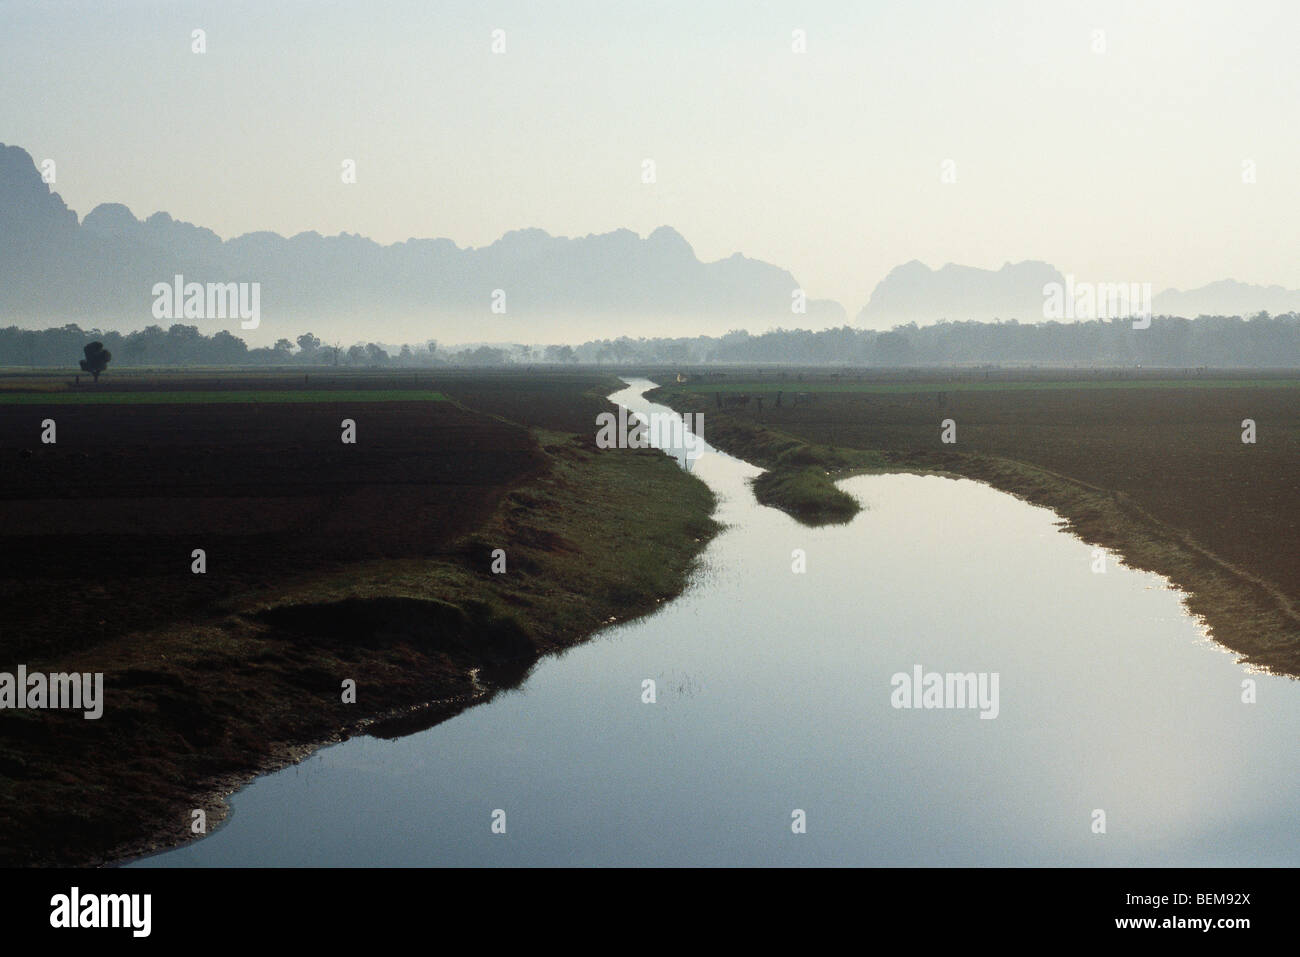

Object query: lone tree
[79,341,111,382]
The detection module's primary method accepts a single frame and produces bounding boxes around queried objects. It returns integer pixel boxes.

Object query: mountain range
[0,143,843,345]
[3,142,1298,346]
[856,261,1300,328]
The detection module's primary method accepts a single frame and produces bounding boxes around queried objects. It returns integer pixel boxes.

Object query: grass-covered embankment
[646,384,887,524]
[0,374,717,865]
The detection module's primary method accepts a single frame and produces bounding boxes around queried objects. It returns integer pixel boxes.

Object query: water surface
[134,380,1300,866]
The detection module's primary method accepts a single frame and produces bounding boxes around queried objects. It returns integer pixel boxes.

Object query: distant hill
[0,143,844,344]
[858,259,1300,328]
[857,260,1066,327]
[1152,280,1300,319]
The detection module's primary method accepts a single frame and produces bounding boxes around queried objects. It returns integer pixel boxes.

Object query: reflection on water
[629,408,704,472]
[134,380,1300,866]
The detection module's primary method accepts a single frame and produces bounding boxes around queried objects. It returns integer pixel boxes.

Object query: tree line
[1,314,1298,369]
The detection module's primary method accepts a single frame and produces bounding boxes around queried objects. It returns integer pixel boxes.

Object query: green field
[0,389,447,405]
[681,378,1300,395]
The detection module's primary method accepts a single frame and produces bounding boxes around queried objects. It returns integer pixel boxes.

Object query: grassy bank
[650,372,1300,678]
[0,375,717,866]
[647,385,886,524]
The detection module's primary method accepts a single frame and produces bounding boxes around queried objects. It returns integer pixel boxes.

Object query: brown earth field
[0,370,717,866]
[650,368,1300,679]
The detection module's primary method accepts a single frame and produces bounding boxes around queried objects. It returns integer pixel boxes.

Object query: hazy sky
[4,0,1298,313]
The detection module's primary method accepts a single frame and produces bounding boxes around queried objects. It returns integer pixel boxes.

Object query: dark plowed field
[0,382,543,664]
